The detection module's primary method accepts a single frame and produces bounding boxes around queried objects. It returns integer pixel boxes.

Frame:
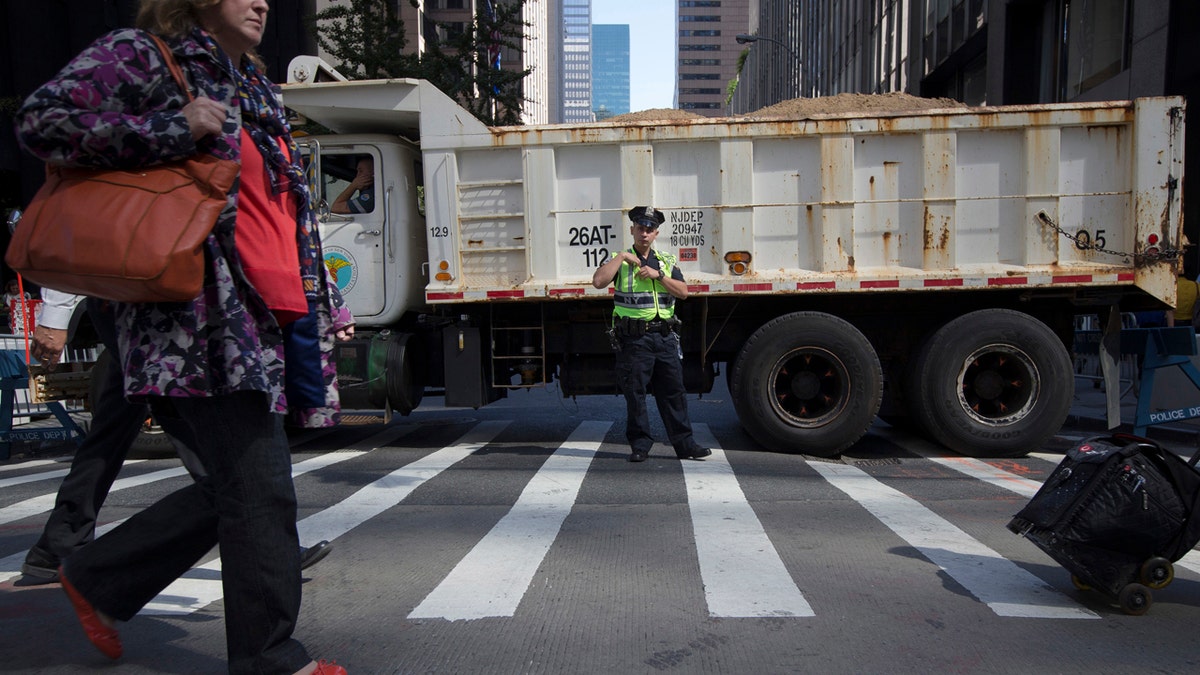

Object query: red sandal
[59,567,121,660]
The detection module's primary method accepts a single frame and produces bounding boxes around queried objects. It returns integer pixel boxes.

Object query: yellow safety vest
[611,248,678,321]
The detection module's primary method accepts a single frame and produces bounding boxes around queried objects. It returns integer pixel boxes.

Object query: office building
[592,24,630,119]
[559,0,593,122]
[676,0,751,116]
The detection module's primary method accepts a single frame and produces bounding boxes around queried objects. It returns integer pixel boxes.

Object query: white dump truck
[280,58,1185,458]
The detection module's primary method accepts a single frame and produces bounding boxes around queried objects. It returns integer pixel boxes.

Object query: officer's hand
[618,251,641,266]
[30,325,68,370]
[637,266,662,281]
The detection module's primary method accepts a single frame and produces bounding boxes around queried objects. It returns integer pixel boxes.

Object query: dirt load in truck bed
[605,92,966,124]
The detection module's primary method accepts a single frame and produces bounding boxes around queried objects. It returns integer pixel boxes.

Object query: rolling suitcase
[1007,433,1200,614]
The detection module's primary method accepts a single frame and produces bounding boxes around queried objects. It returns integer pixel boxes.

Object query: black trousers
[63,391,310,674]
[25,299,149,568]
[615,330,700,456]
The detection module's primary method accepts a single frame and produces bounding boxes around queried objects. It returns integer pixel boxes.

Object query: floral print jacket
[16,28,353,427]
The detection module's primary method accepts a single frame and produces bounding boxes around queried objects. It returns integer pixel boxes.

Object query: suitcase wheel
[1070,575,1091,592]
[1118,583,1153,616]
[1139,557,1174,590]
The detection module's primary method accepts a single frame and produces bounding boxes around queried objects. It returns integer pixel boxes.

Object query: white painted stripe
[1027,451,1067,464]
[144,422,485,615]
[882,429,1045,498]
[0,463,184,527]
[807,460,1097,619]
[910,440,1200,595]
[1175,550,1200,576]
[0,438,379,586]
[410,421,607,620]
[0,460,147,490]
[0,457,69,474]
[0,517,126,583]
[684,425,813,618]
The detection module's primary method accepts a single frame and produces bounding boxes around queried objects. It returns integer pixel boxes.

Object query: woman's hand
[182,97,227,140]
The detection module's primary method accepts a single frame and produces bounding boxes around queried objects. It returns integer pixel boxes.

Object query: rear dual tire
[730,312,882,457]
[908,309,1073,458]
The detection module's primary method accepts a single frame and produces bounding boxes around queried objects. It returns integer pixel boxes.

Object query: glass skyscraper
[591,24,630,119]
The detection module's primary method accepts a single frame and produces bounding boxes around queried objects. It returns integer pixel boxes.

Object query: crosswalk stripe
[410,421,608,620]
[144,422,490,615]
[685,424,813,618]
[807,459,1098,619]
[0,462,184,528]
[914,438,1200,592]
[0,457,70,474]
[0,460,147,490]
[923,456,1042,498]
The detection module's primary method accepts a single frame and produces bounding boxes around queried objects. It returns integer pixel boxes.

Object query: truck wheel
[909,309,1072,458]
[88,349,175,456]
[383,332,424,414]
[730,312,882,456]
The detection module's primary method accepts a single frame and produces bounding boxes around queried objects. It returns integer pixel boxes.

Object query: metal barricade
[0,334,96,459]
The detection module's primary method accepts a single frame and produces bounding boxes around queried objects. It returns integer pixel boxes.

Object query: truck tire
[908,309,1072,458]
[730,312,882,456]
[87,348,176,457]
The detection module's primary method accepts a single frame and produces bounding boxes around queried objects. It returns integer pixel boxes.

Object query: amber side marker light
[435,260,453,281]
[725,251,751,275]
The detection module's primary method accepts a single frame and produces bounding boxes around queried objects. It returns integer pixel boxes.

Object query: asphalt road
[3,379,1200,674]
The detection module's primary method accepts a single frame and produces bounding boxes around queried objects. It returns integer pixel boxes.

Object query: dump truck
[268,59,1184,458]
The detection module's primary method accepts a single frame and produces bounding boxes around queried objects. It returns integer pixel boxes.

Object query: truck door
[315,148,387,317]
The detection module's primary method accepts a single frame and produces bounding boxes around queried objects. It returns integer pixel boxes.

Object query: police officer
[591,206,711,463]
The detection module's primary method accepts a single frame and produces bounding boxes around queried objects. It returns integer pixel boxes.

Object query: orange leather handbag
[5,35,238,303]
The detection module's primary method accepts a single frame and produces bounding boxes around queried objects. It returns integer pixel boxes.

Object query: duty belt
[614,316,680,337]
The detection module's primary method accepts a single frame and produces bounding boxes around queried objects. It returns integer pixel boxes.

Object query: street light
[735,33,809,98]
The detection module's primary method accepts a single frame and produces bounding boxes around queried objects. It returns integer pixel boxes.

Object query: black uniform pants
[615,330,700,456]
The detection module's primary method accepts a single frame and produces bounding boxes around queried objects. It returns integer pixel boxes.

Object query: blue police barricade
[0,349,86,460]
[1075,326,1200,436]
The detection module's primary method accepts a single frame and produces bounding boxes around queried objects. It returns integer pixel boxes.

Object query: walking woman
[15,1,351,672]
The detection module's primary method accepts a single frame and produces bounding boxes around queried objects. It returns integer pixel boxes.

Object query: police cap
[628,205,665,230]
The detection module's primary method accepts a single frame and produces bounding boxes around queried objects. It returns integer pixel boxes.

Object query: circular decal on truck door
[324,247,357,294]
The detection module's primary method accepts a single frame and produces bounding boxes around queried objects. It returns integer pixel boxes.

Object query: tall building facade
[559,0,593,122]
[591,24,631,119]
[728,1,802,114]
[676,0,751,116]
[520,0,552,124]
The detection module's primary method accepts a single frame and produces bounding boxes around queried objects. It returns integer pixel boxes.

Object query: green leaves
[308,0,531,126]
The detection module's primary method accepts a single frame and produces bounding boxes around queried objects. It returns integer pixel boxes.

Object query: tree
[306,0,411,80]
[307,0,531,126]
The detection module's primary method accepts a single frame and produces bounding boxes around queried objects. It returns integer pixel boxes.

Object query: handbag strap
[148,33,195,103]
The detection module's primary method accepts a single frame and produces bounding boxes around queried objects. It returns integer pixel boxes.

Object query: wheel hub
[770,348,849,428]
[957,344,1039,426]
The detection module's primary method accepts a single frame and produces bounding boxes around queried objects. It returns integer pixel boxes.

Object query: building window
[680,59,720,66]
[679,88,723,95]
[680,1,722,6]
[1062,0,1129,99]
[680,15,721,22]
[681,73,720,80]
[680,30,720,37]
[681,102,721,109]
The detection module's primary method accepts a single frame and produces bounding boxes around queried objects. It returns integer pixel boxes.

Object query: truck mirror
[6,208,21,234]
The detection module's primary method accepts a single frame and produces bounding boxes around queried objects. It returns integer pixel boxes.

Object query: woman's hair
[136,0,264,67]
[135,0,220,38]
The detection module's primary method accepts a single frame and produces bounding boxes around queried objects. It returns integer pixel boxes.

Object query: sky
[591,0,675,111]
